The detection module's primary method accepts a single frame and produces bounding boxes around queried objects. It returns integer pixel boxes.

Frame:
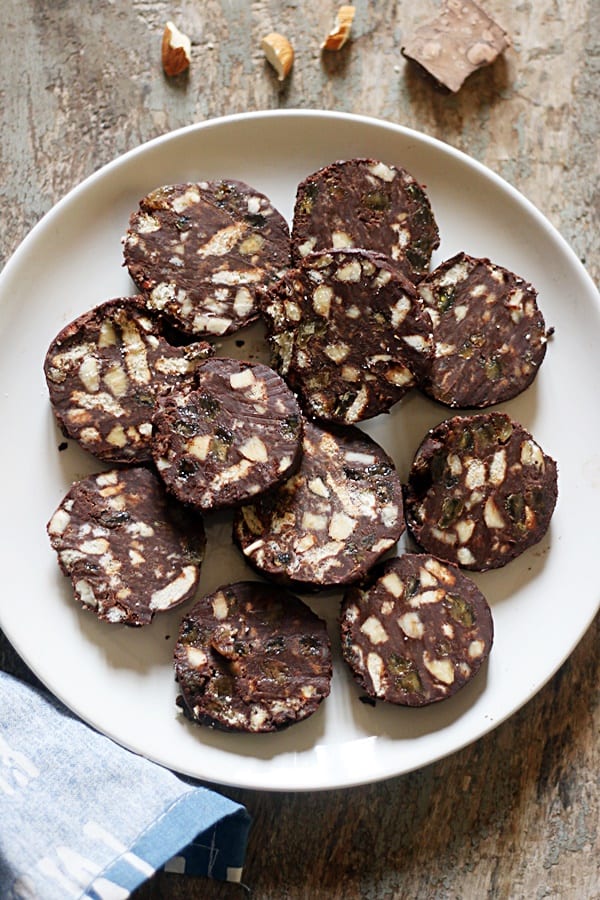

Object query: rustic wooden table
[2,2,598,898]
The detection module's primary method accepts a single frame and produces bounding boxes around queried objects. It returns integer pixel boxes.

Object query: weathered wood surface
[1,1,598,898]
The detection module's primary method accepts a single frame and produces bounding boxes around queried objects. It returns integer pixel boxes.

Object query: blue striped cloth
[0,671,251,899]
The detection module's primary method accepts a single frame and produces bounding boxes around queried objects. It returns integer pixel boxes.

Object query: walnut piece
[161,21,191,77]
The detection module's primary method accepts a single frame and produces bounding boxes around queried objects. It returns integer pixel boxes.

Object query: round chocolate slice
[233,419,405,589]
[44,296,213,464]
[341,553,493,706]
[418,252,549,408]
[291,157,440,282]
[123,180,290,337]
[404,412,558,571]
[261,249,433,425]
[152,357,303,511]
[47,467,205,626]
[174,581,332,732]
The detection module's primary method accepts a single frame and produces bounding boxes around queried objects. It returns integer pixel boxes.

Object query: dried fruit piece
[321,5,356,51]
[161,21,191,77]
[261,32,294,81]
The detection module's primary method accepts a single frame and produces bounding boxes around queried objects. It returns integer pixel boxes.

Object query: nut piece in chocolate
[401,0,511,93]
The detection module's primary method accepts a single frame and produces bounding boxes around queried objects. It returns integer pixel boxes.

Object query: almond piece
[321,5,356,51]
[261,32,294,81]
[162,21,191,77]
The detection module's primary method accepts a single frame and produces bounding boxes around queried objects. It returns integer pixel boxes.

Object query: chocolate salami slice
[291,158,440,282]
[152,357,303,511]
[174,580,332,732]
[44,296,213,464]
[404,413,558,571]
[233,420,405,589]
[261,249,433,425]
[341,553,493,706]
[123,180,290,337]
[418,253,549,408]
[47,467,205,626]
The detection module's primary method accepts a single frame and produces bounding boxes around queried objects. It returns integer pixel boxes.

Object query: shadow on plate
[342,653,491,741]
[174,688,329,762]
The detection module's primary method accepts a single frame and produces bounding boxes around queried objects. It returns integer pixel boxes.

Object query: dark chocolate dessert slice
[233,419,404,589]
[174,581,332,732]
[124,179,290,337]
[44,295,212,464]
[152,357,303,511]
[291,157,439,283]
[262,248,432,425]
[341,553,493,706]
[418,253,549,408]
[404,413,558,571]
[47,466,205,625]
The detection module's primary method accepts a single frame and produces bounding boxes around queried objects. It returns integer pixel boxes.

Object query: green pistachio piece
[484,355,502,380]
[363,190,390,211]
[505,492,525,524]
[437,286,456,313]
[438,496,464,529]
[388,653,422,693]
[446,594,474,627]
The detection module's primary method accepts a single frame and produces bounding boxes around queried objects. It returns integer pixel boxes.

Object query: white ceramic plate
[1,111,598,791]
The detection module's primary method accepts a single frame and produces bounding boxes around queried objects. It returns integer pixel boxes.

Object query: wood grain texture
[1,2,598,898]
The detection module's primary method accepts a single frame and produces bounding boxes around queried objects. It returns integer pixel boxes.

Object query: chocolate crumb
[359,695,377,707]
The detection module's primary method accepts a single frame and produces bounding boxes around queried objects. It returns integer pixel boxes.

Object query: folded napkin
[0,666,251,899]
